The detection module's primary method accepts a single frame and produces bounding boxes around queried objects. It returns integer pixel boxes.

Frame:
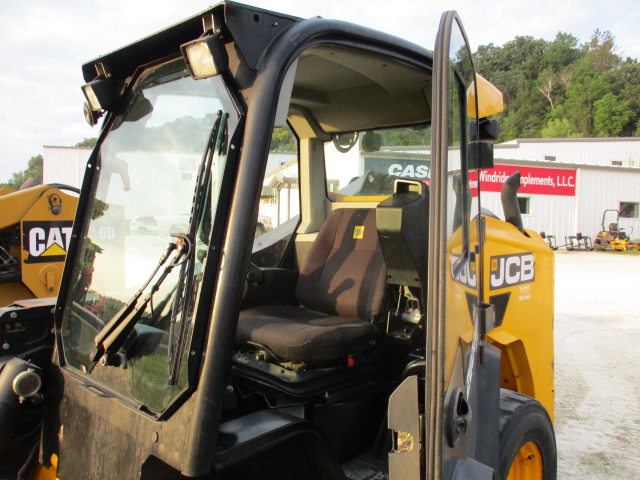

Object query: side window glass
[251,124,300,266]
[447,29,475,253]
[443,19,479,403]
[619,202,638,219]
[324,126,431,202]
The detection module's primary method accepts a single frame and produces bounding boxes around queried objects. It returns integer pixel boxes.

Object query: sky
[1,0,639,183]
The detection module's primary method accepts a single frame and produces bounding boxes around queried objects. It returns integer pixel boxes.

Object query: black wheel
[498,389,556,480]
[254,223,266,238]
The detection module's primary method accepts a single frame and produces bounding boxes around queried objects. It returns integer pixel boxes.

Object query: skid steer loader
[6,3,556,479]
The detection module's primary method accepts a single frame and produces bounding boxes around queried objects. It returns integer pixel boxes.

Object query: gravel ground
[554,251,640,478]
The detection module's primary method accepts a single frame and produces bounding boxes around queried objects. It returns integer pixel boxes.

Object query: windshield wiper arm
[89,233,192,369]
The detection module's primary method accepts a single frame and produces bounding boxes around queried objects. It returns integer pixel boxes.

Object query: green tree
[474,36,553,140]
[269,125,297,152]
[593,93,633,136]
[540,118,580,138]
[585,30,619,70]
[472,28,640,141]
[542,32,581,71]
[378,127,430,147]
[74,138,98,148]
[556,57,611,136]
[537,68,557,111]
[615,58,640,135]
[535,33,582,114]
[0,154,43,189]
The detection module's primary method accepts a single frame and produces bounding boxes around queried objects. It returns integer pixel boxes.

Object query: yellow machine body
[446,216,554,421]
[0,185,78,306]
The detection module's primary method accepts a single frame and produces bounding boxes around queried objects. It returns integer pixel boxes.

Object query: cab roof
[82,2,300,83]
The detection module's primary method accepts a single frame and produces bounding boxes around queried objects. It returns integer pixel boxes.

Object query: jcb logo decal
[23,221,73,264]
[450,253,477,289]
[490,253,535,290]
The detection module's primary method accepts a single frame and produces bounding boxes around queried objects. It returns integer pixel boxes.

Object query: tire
[254,223,265,238]
[498,389,556,480]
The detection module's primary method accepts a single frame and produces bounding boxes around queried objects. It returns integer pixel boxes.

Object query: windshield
[61,57,238,413]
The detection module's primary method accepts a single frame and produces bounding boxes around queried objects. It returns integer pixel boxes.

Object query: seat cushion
[237,305,376,364]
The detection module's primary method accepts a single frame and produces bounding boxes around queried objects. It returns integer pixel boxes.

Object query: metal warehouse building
[43,146,92,188]
[482,138,640,245]
[43,137,640,244]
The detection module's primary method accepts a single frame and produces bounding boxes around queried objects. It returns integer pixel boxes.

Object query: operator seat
[236,208,387,365]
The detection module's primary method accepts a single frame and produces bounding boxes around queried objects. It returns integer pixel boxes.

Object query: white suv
[131,216,157,234]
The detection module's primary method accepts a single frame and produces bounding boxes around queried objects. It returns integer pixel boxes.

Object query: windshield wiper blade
[89,234,192,369]
[167,111,227,385]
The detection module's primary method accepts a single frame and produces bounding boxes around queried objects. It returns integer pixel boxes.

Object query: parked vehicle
[594,209,639,251]
[130,215,157,234]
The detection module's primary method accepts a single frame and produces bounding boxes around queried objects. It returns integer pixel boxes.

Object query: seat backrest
[295,208,387,321]
[376,179,429,288]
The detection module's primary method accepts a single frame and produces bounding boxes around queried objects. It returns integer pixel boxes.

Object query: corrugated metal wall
[478,166,640,244]
[480,191,576,242]
[575,167,640,239]
[496,138,640,167]
[42,146,91,188]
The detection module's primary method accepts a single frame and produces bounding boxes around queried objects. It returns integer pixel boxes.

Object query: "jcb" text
[490,253,535,290]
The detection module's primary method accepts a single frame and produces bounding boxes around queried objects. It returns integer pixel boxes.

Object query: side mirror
[362,131,383,152]
[469,117,501,142]
[468,141,494,170]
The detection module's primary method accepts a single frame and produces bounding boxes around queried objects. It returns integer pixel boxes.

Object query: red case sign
[470,165,576,196]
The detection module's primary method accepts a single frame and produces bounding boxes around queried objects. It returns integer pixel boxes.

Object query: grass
[615,249,640,255]
[580,452,614,474]
[587,249,640,255]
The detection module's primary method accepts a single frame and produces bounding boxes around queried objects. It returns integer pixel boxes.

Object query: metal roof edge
[497,137,640,146]
[494,157,640,172]
[43,146,93,150]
